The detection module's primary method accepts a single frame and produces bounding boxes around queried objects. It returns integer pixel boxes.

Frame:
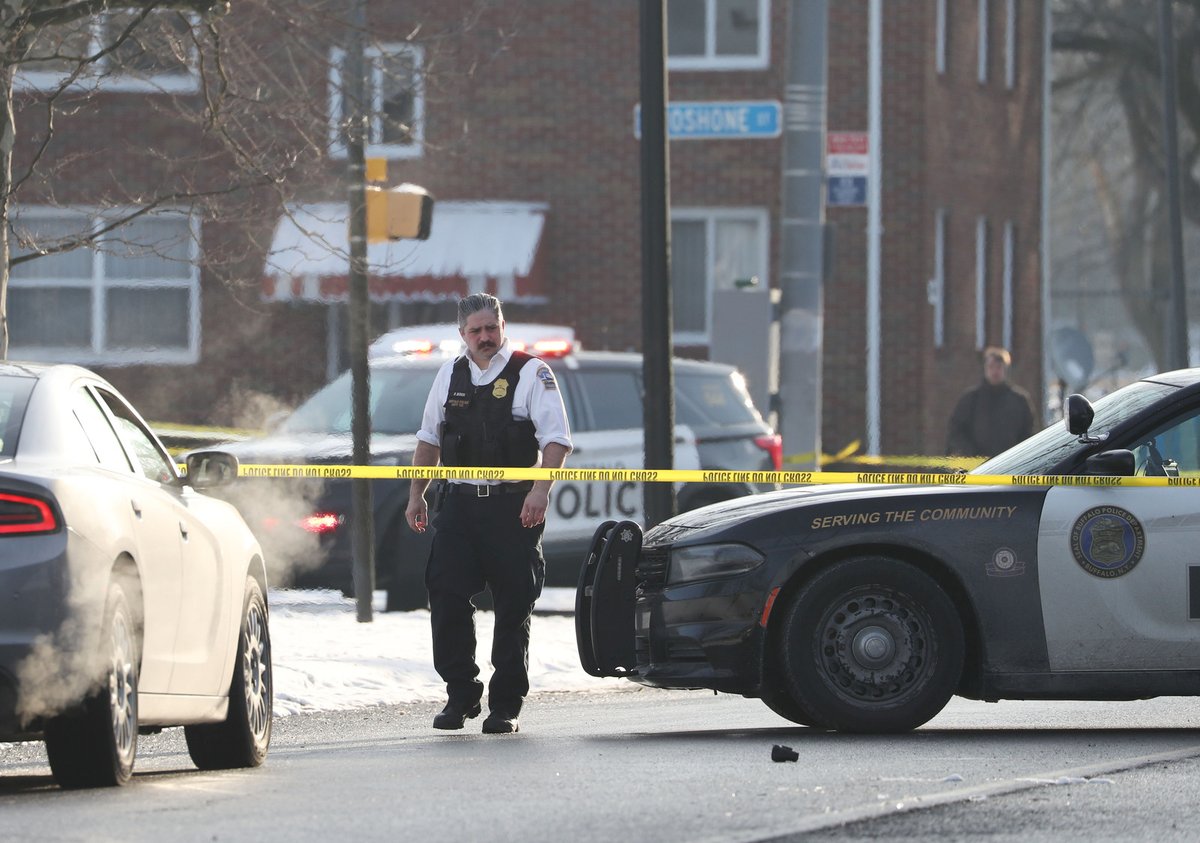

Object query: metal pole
[639,0,676,528]
[777,0,828,470]
[346,0,374,622]
[866,0,882,454]
[1158,0,1189,369]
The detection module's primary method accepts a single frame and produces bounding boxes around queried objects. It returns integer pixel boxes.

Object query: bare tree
[0,1,512,363]
[1052,0,1200,371]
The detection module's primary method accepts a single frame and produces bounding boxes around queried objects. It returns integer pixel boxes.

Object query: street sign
[634,100,782,140]
[827,131,869,207]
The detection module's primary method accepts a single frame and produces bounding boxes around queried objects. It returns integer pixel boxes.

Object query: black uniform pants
[426,487,545,716]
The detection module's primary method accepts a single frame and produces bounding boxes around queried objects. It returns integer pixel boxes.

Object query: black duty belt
[445,481,535,498]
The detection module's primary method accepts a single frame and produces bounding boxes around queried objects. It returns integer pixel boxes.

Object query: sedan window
[71,386,134,472]
[0,375,33,458]
[282,366,438,435]
[95,388,177,483]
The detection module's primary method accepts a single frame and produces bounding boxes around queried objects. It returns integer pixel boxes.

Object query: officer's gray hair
[457,293,503,329]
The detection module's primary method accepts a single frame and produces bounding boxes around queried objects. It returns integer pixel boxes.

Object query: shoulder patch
[537,365,558,390]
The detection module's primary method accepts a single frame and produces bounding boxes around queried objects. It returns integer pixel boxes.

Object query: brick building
[11,0,1044,459]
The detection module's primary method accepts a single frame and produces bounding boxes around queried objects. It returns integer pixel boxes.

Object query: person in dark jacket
[946,347,1035,458]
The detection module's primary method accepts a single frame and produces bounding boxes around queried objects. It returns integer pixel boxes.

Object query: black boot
[432,701,482,730]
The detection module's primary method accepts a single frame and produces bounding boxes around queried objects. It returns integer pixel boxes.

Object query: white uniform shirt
[416,340,573,486]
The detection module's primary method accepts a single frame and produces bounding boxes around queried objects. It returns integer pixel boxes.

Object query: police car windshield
[973,380,1177,476]
[281,366,439,436]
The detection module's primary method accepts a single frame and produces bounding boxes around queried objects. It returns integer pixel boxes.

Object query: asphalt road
[4,690,1200,842]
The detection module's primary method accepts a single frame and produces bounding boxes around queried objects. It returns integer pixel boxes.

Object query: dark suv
[213,349,780,610]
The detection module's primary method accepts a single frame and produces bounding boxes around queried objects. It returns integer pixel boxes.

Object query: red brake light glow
[754,434,784,472]
[531,339,573,358]
[300,513,344,534]
[0,492,59,535]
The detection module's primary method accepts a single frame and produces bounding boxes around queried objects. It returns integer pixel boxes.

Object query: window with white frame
[670,208,768,344]
[667,0,769,70]
[15,9,199,94]
[975,216,988,350]
[978,0,989,84]
[329,44,424,159]
[8,210,201,365]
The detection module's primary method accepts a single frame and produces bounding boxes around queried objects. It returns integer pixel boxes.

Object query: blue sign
[634,101,782,140]
[827,175,867,207]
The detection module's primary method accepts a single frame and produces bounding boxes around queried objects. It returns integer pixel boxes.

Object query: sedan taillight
[300,513,344,534]
[0,492,59,535]
[754,434,784,472]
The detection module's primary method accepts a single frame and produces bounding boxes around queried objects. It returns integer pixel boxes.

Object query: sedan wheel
[779,556,964,733]
[185,578,272,769]
[45,582,139,788]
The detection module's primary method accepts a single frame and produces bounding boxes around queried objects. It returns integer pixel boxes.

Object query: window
[668,0,769,70]
[329,44,424,159]
[935,0,948,75]
[929,208,947,348]
[15,9,199,94]
[671,209,768,345]
[9,209,201,365]
[97,388,177,483]
[1005,0,1017,89]
[71,386,134,472]
[1002,220,1014,350]
[976,216,988,351]
[978,0,989,84]
[575,370,643,432]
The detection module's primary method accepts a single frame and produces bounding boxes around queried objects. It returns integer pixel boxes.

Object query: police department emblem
[1070,506,1145,579]
[492,378,509,399]
[985,546,1024,577]
[537,367,557,390]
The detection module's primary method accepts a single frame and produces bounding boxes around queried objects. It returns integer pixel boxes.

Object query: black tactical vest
[440,351,540,468]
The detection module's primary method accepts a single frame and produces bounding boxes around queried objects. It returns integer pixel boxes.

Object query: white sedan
[0,363,271,788]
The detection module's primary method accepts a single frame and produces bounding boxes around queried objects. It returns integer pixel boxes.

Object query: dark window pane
[22,18,94,74]
[671,219,707,334]
[106,288,189,349]
[375,50,418,146]
[715,0,760,56]
[105,10,192,76]
[668,0,706,56]
[575,371,642,431]
[9,287,92,347]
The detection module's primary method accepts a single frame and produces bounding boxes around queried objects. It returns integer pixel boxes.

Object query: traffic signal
[366,183,434,242]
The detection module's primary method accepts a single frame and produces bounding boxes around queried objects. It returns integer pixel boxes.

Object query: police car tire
[779,556,964,734]
[44,581,140,788]
[759,674,822,728]
[184,578,272,770]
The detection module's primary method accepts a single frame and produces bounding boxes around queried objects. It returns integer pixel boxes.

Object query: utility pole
[777,0,828,468]
[1158,0,1189,369]
[639,0,676,528]
[345,0,375,622]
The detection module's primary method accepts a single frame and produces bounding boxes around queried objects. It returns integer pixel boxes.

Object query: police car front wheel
[778,556,964,733]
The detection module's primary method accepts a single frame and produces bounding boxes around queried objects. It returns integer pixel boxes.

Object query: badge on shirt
[492,379,509,399]
[537,366,557,390]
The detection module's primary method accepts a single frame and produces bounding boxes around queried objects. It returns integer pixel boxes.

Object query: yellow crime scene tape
[229,464,1199,488]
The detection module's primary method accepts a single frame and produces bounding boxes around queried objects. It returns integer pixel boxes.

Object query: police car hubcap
[818,592,931,702]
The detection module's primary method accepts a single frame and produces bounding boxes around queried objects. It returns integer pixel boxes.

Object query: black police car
[577,368,1200,733]
[213,339,779,611]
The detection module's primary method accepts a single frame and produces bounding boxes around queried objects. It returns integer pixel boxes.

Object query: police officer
[405,294,573,734]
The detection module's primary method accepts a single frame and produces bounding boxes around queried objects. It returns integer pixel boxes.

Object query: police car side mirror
[1065,393,1095,436]
[1082,449,1135,477]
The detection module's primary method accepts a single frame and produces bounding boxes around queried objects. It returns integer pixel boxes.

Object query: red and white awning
[262,200,548,303]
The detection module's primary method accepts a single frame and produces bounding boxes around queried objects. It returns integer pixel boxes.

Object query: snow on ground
[269,587,627,716]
